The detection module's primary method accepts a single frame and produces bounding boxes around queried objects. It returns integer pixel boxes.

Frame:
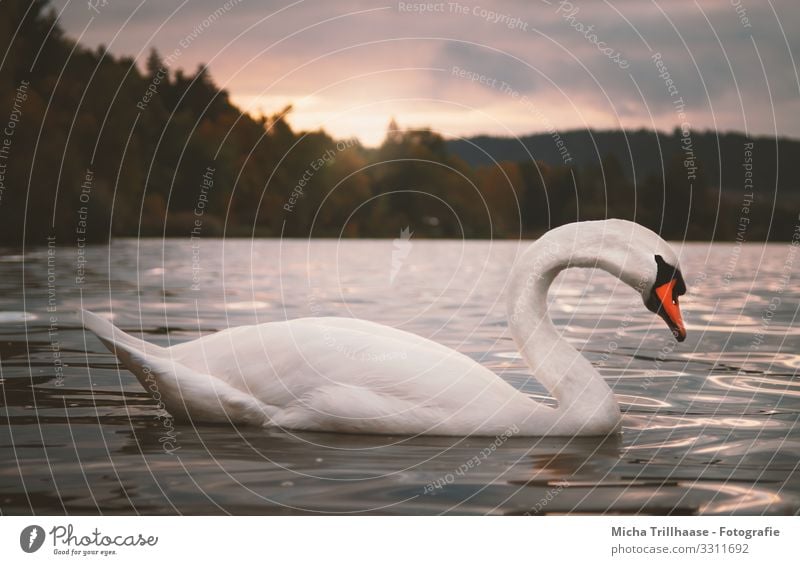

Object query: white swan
[82,219,687,437]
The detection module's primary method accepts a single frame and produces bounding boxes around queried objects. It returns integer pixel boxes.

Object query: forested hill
[0,1,797,244]
[447,129,800,193]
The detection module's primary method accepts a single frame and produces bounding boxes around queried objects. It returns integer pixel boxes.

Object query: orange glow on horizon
[229,92,656,148]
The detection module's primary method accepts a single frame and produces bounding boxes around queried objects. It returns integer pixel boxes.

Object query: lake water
[1,238,798,515]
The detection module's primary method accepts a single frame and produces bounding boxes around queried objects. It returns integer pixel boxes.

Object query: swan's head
[612,220,687,342]
[573,219,688,342]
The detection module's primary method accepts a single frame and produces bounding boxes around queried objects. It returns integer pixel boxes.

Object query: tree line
[0,1,796,245]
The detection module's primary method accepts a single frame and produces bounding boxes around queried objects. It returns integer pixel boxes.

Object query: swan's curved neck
[507,224,637,432]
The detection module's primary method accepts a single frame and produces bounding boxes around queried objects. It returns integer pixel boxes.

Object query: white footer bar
[0,516,796,564]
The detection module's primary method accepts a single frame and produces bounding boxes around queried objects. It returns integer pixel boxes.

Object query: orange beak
[654,279,686,342]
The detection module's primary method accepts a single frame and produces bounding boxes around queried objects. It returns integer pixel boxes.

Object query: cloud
[50,0,800,143]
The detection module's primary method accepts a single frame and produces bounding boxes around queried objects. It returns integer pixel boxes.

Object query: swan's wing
[170,317,532,430]
[171,316,507,398]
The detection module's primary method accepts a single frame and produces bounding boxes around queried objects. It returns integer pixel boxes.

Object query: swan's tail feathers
[80,310,167,359]
[81,309,272,426]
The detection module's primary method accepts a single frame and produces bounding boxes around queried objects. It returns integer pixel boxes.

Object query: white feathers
[82,219,680,437]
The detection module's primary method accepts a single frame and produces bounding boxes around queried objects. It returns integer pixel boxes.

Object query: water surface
[1,239,798,514]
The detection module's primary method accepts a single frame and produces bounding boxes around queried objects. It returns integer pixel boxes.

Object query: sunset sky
[52,0,799,146]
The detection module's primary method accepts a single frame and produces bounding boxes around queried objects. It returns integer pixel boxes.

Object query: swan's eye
[654,255,685,294]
